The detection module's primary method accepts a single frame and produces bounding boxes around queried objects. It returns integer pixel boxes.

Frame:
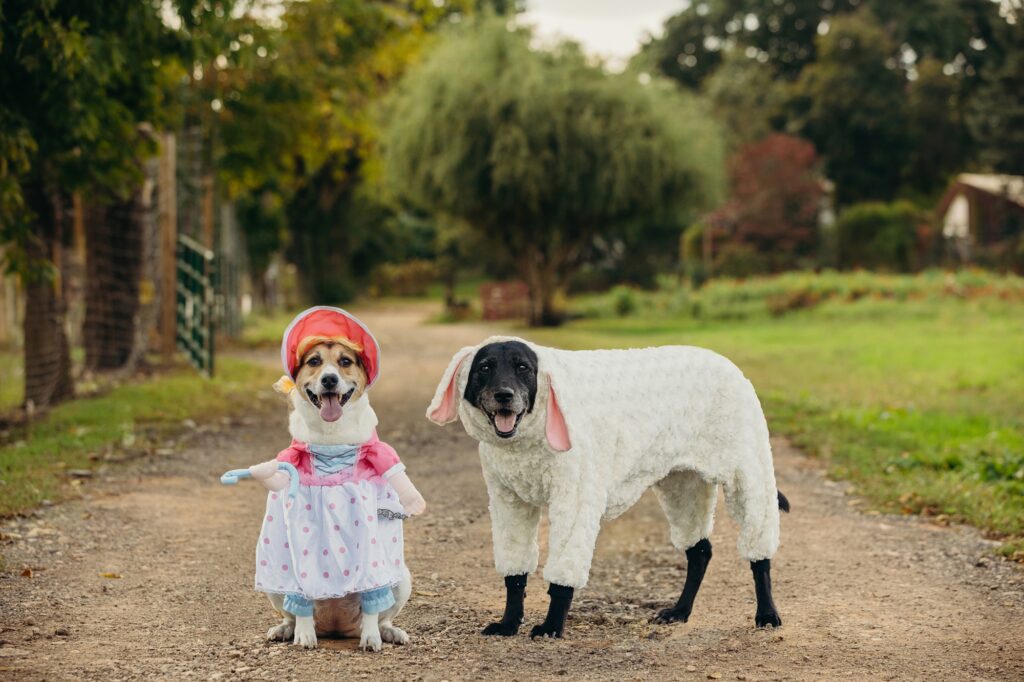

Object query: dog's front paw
[380,624,409,645]
[293,617,318,649]
[651,606,690,624]
[360,631,383,652]
[267,621,295,642]
[529,622,564,639]
[755,611,782,629]
[481,620,520,636]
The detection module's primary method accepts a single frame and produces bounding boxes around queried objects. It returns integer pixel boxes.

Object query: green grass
[530,291,1024,560]
[0,348,22,412]
[0,356,278,518]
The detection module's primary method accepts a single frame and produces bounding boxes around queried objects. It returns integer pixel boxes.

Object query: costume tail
[777,491,791,513]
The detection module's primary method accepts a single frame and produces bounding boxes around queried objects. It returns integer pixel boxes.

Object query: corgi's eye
[307,356,321,367]
[340,357,353,368]
[516,363,529,373]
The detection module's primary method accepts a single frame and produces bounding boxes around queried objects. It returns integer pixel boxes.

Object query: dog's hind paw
[755,611,782,629]
[481,620,520,636]
[651,606,690,625]
[266,622,295,642]
[380,624,409,645]
[360,631,383,652]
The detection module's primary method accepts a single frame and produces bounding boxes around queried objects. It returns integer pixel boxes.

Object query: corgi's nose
[493,388,514,403]
[321,374,339,390]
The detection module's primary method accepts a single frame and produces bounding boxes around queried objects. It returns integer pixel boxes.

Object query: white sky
[519,0,686,64]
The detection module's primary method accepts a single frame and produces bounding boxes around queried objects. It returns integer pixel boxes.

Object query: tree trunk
[22,179,74,411]
[522,245,563,327]
[82,195,144,371]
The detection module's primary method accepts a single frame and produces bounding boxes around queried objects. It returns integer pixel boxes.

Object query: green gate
[176,235,216,376]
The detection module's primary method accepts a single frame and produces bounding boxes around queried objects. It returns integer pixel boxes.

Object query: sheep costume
[427,336,782,594]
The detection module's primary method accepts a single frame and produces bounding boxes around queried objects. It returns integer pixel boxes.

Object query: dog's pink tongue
[495,411,517,433]
[320,394,342,422]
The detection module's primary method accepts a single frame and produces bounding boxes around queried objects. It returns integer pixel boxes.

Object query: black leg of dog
[482,574,528,636]
[751,558,782,628]
[529,584,574,639]
[652,537,712,624]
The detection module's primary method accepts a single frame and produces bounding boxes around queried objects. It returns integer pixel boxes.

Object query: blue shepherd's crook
[220,462,300,499]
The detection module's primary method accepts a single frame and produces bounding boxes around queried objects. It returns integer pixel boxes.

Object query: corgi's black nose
[321,374,339,390]
[493,388,514,403]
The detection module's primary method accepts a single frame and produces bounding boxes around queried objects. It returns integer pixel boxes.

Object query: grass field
[530,275,1024,559]
[0,357,278,518]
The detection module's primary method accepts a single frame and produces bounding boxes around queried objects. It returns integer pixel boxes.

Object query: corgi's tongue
[494,411,517,433]
[320,393,342,422]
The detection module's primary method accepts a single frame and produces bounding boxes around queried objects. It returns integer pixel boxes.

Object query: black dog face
[464,341,539,439]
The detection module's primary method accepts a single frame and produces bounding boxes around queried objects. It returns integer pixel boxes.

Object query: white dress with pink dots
[254,437,406,600]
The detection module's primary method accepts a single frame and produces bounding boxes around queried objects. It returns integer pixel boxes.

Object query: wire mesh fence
[0,128,249,417]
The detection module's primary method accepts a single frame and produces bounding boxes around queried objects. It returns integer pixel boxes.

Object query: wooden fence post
[159,132,177,358]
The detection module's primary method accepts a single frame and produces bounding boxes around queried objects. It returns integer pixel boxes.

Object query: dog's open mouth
[489,409,524,438]
[306,387,355,423]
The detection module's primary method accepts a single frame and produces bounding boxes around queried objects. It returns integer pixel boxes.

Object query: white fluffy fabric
[427,336,782,589]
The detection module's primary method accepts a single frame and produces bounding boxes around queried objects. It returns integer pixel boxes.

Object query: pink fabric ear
[428,354,468,424]
[545,377,571,452]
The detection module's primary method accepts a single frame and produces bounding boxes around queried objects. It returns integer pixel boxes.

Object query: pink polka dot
[350,497,356,504]
[328,503,336,510]
[367,515,374,522]
[303,527,310,533]
[284,542,290,549]
[260,560,267,566]
[395,559,400,566]
[300,572,307,579]
[371,538,376,545]
[372,561,378,568]
[362,495,367,501]
[343,569,350,576]
[305,504,312,511]
[392,536,398,543]
[303,549,309,556]
[281,564,289,571]
[322,571,329,579]
[354,520,360,527]
[266,515,274,522]
[263,537,270,545]
[323,549,329,556]
[338,547,347,554]
[334,524,341,531]
[271,494,278,500]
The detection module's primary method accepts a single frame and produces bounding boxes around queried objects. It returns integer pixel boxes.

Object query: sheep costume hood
[427,336,782,589]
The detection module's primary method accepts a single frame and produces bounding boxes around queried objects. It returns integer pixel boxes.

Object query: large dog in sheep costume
[428,337,788,638]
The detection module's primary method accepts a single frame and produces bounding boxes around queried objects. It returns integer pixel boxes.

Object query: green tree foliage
[702,52,786,150]
[382,19,724,324]
[789,10,909,207]
[966,16,1024,174]
[834,200,923,271]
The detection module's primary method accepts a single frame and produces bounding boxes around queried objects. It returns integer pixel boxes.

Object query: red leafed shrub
[725,134,823,268]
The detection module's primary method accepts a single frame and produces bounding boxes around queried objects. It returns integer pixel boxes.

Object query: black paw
[651,606,690,624]
[529,622,564,639]
[481,620,520,636]
[755,611,782,628]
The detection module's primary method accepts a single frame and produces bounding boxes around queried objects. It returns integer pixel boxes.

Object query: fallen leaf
[98,572,122,579]
[20,568,32,578]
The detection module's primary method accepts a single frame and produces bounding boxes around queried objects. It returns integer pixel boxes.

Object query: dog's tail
[777,491,791,513]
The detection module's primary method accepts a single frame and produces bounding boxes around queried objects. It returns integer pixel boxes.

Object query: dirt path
[2,302,1022,681]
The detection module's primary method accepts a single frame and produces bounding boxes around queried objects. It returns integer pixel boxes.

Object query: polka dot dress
[255,478,404,599]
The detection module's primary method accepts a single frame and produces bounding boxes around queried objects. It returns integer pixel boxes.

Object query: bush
[713,242,770,278]
[835,201,923,271]
[370,260,438,297]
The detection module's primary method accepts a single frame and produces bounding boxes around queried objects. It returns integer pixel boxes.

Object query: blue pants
[283,586,395,618]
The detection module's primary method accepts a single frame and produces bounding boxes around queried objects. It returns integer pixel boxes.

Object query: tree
[702,52,786,150]
[382,19,724,325]
[0,0,170,407]
[966,13,1024,174]
[725,133,823,268]
[788,10,909,207]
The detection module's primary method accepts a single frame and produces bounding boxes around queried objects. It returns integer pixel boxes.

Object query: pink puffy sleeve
[275,441,311,475]
[359,431,403,478]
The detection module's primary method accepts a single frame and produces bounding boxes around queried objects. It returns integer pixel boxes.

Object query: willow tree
[381,19,724,325]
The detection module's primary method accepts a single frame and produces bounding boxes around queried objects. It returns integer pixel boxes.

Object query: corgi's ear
[544,372,571,452]
[427,346,475,425]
